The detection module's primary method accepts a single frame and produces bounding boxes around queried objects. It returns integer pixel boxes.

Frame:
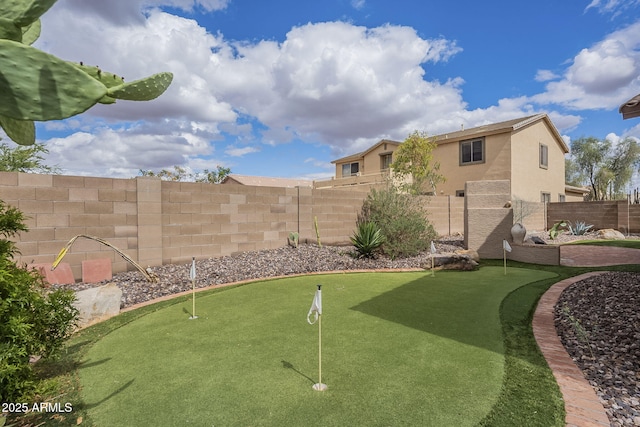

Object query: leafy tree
[195,165,231,183]
[570,136,640,200]
[139,165,231,183]
[390,130,446,194]
[0,142,60,173]
[0,200,78,401]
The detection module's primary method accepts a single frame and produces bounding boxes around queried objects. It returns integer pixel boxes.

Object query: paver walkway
[560,244,640,266]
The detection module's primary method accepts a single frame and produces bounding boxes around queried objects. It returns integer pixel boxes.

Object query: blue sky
[13,0,640,180]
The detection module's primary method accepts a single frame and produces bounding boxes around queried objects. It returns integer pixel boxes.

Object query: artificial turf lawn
[77,267,557,426]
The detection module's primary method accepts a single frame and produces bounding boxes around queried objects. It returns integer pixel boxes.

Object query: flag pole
[189,257,198,319]
[311,284,327,391]
[503,246,507,275]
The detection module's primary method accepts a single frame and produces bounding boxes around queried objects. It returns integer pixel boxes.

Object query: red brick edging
[532,272,610,427]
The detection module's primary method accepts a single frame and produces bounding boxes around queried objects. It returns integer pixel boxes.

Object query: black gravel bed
[555,272,640,427]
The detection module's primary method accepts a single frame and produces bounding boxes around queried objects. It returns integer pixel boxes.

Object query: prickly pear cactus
[0,0,174,145]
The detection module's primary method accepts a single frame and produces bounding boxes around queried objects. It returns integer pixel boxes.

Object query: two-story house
[323,114,587,202]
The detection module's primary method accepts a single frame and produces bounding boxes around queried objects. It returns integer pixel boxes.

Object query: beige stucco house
[321,114,585,202]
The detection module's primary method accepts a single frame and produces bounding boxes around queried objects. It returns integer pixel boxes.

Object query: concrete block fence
[1,172,464,281]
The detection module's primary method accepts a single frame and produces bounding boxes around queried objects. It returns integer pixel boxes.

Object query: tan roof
[221,174,312,188]
[331,139,401,164]
[565,184,590,194]
[331,114,569,165]
[431,113,569,153]
[620,93,640,119]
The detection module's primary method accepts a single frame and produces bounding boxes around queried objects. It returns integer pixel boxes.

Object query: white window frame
[341,162,360,177]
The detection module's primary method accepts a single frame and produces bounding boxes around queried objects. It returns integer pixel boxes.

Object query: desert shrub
[351,222,385,258]
[358,186,436,258]
[0,201,78,401]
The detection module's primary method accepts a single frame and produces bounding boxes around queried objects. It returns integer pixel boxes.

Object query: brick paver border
[532,272,611,427]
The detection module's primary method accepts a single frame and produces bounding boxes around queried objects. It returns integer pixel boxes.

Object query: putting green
[79,267,556,426]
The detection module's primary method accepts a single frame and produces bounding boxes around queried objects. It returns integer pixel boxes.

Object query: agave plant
[568,220,593,236]
[351,221,385,258]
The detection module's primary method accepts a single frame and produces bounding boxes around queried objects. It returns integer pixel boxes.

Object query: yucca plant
[351,222,385,258]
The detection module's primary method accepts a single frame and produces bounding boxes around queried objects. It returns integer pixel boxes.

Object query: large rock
[425,253,479,271]
[597,229,626,240]
[73,283,122,328]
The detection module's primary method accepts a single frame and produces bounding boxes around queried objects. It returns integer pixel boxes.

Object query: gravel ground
[555,272,640,427]
[59,232,639,425]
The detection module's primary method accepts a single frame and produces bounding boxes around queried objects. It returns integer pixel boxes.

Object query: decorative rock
[73,283,122,328]
[427,253,478,271]
[597,229,626,240]
[454,249,480,262]
[529,235,547,245]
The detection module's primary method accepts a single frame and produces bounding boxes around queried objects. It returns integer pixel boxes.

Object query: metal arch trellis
[51,234,158,283]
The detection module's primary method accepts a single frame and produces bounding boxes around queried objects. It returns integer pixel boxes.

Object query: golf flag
[308,285,327,391]
[430,241,437,254]
[307,285,322,325]
[502,240,511,275]
[189,257,198,319]
[190,257,196,280]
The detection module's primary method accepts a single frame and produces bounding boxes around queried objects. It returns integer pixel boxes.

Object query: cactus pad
[72,62,125,88]
[0,17,23,42]
[21,19,41,45]
[0,115,35,146]
[2,0,58,27]
[0,40,107,121]
[107,72,173,101]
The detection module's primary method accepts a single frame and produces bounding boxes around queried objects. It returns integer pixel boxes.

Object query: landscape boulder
[73,283,122,328]
[597,229,625,240]
[425,253,479,271]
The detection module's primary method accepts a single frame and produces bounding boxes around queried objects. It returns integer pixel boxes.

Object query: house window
[460,138,484,165]
[456,190,465,197]
[541,192,551,203]
[539,144,548,169]
[559,194,565,202]
[341,162,360,177]
[380,153,393,170]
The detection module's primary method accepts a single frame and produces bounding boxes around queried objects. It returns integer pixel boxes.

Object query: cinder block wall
[1,172,138,279]
[2,172,467,280]
[548,200,640,233]
[464,180,513,259]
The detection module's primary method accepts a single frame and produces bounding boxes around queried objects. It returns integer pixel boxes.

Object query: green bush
[0,201,78,401]
[358,186,436,258]
[351,222,385,258]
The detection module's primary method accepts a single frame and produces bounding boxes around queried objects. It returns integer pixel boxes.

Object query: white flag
[503,240,512,253]
[307,286,322,325]
[430,241,437,254]
[189,257,196,280]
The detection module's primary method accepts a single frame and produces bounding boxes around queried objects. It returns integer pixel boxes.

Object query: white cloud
[532,21,640,110]
[225,146,261,157]
[535,69,559,82]
[351,0,366,10]
[585,0,640,17]
[34,2,581,178]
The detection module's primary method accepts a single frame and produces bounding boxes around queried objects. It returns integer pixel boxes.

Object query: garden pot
[511,223,526,245]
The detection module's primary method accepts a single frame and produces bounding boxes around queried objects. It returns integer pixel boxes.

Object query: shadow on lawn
[349,270,551,368]
[84,378,135,409]
[281,360,315,384]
